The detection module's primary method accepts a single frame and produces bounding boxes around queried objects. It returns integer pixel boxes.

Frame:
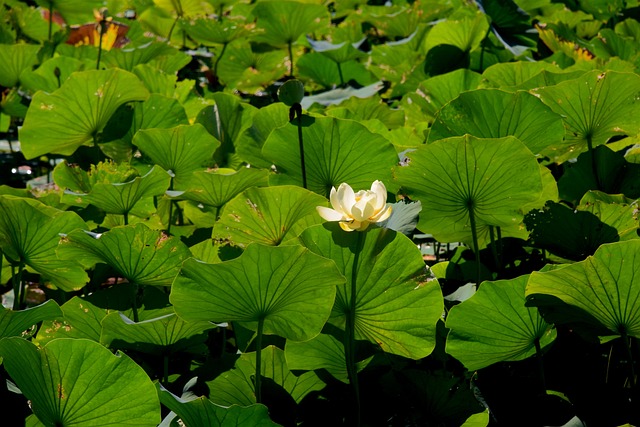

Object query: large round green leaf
[58,223,191,287]
[74,166,171,218]
[101,310,216,355]
[285,332,370,384]
[19,69,150,159]
[531,70,640,162]
[424,12,489,53]
[251,1,329,48]
[172,167,269,212]
[101,94,188,162]
[35,287,173,346]
[207,345,324,406]
[427,89,565,156]
[195,93,257,166]
[299,225,443,359]
[526,240,640,338]
[171,243,344,342]
[0,301,62,339]
[157,384,278,427]
[0,43,40,87]
[395,135,544,248]
[408,69,482,117]
[212,186,327,248]
[0,337,160,426]
[133,124,220,189]
[235,102,290,169]
[0,196,88,291]
[445,275,556,371]
[263,116,398,197]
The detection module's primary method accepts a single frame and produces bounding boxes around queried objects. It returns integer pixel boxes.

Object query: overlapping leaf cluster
[0,0,640,425]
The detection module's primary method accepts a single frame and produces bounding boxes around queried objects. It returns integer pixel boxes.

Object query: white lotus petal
[316,206,345,221]
[371,180,387,211]
[328,186,346,215]
[337,182,356,215]
[372,204,392,222]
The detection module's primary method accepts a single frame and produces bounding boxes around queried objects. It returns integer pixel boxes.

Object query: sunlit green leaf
[531,70,640,162]
[251,1,329,48]
[263,116,398,197]
[299,225,443,359]
[101,310,216,355]
[0,337,160,426]
[207,345,324,406]
[172,243,343,341]
[395,135,543,249]
[157,384,278,427]
[0,196,88,291]
[213,186,327,248]
[526,240,640,339]
[427,89,565,156]
[133,124,220,189]
[19,69,150,159]
[0,41,40,87]
[0,301,62,339]
[446,275,556,371]
[58,223,190,287]
[172,167,269,212]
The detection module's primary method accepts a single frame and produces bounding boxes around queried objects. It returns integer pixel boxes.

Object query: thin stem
[294,105,307,189]
[11,261,24,311]
[623,333,636,388]
[287,41,294,77]
[163,353,169,385]
[496,226,503,270]
[96,18,106,70]
[167,177,174,234]
[167,15,180,42]
[345,231,364,427]
[131,284,140,323]
[214,205,221,222]
[468,206,481,285]
[587,135,601,191]
[336,61,345,86]
[213,43,228,83]
[489,226,500,273]
[255,317,264,403]
[478,27,492,72]
[123,211,129,226]
[534,337,547,392]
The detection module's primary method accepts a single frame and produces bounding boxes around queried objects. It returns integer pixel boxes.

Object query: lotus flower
[317,181,392,232]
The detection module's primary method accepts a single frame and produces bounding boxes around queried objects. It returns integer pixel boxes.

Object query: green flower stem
[489,226,501,273]
[288,42,294,77]
[345,231,364,426]
[167,15,180,42]
[255,317,265,403]
[11,260,24,310]
[163,353,169,386]
[534,337,546,393]
[96,17,106,70]
[586,134,601,191]
[336,62,345,87]
[468,205,481,285]
[496,226,503,270]
[294,104,307,189]
[131,284,140,323]
[213,43,228,84]
[123,211,129,226]
[623,332,636,388]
